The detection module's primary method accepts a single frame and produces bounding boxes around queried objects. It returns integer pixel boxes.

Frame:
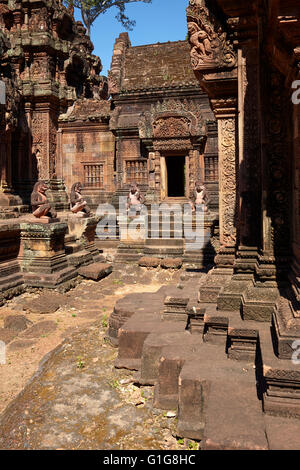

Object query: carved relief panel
[186,0,237,72]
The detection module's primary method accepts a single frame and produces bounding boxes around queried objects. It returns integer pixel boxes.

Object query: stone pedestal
[19,221,76,289]
[65,214,102,262]
[217,246,258,311]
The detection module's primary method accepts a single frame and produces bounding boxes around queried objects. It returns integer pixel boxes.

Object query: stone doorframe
[149,143,205,202]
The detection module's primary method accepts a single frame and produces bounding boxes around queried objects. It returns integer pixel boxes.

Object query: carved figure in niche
[189,181,209,212]
[70,182,91,217]
[188,21,213,62]
[127,182,145,214]
[31,181,57,220]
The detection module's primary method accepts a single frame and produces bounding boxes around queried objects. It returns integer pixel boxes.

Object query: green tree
[66,0,152,37]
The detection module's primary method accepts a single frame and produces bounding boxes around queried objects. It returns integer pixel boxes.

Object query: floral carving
[153,116,190,138]
[219,118,237,246]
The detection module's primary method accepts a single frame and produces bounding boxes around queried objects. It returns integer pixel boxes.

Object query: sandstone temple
[0,0,300,451]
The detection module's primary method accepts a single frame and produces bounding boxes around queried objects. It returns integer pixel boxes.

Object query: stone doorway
[166,156,185,197]
[161,155,186,199]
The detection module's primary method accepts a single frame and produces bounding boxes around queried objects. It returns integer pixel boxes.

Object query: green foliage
[77,356,85,369]
[110,379,120,389]
[101,314,108,328]
[65,0,152,37]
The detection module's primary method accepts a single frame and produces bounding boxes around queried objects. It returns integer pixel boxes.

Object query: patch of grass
[72,314,77,318]
[188,441,198,450]
[110,379,120,390]
[77,356,85,369]
[101,314,108,328]
[177,438,184,446]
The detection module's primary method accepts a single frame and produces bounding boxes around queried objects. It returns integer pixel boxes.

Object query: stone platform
[109,268,300,448]
[0,214,112,300]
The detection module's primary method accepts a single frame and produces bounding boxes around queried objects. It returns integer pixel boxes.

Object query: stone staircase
[108,269,300,449]
[108,209,218,268]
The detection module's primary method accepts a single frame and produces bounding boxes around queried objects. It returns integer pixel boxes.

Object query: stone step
[191,305,260,362]
[67,250,93,268]
[177,342,268,448]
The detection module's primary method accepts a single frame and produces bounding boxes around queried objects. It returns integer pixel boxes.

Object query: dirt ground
[0,264,197,450]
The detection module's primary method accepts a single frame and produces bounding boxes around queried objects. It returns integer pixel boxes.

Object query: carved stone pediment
[186,0,237,72]
[138,98,206,141]
[152,114,190,139]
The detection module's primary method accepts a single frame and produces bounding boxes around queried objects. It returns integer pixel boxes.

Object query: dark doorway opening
[166,156,185,197]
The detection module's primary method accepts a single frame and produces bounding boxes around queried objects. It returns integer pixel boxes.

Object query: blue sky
[75,0,189,76]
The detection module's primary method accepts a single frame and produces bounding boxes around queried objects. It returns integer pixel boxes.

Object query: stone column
[199,99,238,303]
[217,43,262,311]
[242,54,292,321]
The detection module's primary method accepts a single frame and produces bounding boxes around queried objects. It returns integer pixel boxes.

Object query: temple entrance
[166,156,185,198]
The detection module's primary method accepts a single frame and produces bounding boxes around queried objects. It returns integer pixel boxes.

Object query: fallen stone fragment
[161,258,183,270]
[78,263,112,281]
[21,293,66,314]
[138,257,160,268]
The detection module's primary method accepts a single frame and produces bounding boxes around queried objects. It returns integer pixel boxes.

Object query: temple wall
[57,122,115,206]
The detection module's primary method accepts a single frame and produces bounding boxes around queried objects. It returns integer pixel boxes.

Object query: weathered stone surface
[0,328,17,344]
[153,337,202,410]
[138,331,192,386]
[264,415,300,450]
[3,315,33,332]
[116,316,185,371]
[8,340,37,351]
[21,321,57,339]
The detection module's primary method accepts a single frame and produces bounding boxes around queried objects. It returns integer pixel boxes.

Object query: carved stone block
[19,221,76,289]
